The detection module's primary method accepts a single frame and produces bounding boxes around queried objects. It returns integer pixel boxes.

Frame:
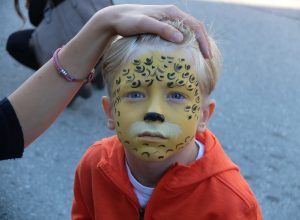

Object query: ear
[102,96,115,130]
[197,99,216,133]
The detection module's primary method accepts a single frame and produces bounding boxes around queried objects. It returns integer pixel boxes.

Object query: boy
[72,20,263,219]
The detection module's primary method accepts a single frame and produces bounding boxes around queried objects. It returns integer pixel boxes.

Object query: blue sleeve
[0,98,24,160]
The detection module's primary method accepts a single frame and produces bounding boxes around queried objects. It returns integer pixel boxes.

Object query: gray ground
[0,0,299,219]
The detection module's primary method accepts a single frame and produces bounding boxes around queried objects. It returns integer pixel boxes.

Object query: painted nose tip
[144,112,165,123]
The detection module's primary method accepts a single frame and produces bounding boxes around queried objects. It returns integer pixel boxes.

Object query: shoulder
[212,170,263,219]
[76,135,120,172]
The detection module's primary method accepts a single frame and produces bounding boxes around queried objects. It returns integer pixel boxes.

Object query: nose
[144,87,165,122]
[144,112,165,123]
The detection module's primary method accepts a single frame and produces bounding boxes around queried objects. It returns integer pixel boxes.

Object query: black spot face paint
[111,52,203,161]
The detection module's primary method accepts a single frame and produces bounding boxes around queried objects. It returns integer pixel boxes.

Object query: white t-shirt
[126,140,205,208]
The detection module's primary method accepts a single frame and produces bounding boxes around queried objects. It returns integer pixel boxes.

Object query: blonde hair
[100,20,221,99]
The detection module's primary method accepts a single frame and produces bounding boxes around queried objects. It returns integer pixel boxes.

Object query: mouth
[137,132,167,142]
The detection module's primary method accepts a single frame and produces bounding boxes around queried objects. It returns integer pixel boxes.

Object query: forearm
[7,4,210,148]
[8,11,113,147]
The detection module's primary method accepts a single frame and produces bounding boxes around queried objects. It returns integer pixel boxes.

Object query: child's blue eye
[126,91,145,99]
[167,92,186,100]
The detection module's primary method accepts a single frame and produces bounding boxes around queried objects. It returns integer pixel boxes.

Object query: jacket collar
[96,129,238,193]
[162,129,238,189]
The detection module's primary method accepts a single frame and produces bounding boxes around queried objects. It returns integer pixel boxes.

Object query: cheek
[168,106,199,133]
[167,97,201,125]
[178,115,199,132]
[183,103,201,121]
[113,108,121,128]
[174,105,200,141]
[113,105,127,130]
[113,103,144,129]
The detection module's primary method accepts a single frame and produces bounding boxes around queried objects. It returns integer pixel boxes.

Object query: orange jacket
[72,129,263,220]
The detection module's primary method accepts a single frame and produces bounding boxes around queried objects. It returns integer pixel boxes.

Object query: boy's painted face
[111,51,202,161]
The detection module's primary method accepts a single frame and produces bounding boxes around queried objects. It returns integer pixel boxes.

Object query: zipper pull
[139,208,145,220]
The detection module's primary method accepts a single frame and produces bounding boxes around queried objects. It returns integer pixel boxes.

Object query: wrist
[92,5,120,39]
[52,7,117,79]
[53,48,95,84]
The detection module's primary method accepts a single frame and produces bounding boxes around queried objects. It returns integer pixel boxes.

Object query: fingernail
[171,32,183,42]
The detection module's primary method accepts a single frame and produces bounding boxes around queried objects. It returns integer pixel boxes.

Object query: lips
[138,131,167,139]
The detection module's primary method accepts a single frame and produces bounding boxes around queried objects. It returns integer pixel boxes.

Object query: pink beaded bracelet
[52,48,94,84]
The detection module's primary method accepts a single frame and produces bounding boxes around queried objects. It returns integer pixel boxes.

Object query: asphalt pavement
[0,0,300,219]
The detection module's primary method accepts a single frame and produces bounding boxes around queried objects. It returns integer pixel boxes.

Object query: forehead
[125,50,195,72]
[114,50,198,87]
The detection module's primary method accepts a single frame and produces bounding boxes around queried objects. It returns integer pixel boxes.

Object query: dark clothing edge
[0,98,24,160]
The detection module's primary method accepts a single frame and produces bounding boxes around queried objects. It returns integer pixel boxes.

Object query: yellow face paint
[111,51,201,161]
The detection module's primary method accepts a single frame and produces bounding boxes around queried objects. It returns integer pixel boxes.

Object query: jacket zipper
[139,208,145,220]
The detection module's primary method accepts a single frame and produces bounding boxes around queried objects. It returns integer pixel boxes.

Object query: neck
[125,140,198,187]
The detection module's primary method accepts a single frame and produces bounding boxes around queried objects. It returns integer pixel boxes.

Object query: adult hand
[95,4,211,58]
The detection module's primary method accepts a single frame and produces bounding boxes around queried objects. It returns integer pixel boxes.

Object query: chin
[129,147,175,161]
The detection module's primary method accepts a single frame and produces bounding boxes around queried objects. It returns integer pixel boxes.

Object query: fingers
[133,16,184,43]
[101,4,212,58]
[162,5,212,58]
[194,22,212,59]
